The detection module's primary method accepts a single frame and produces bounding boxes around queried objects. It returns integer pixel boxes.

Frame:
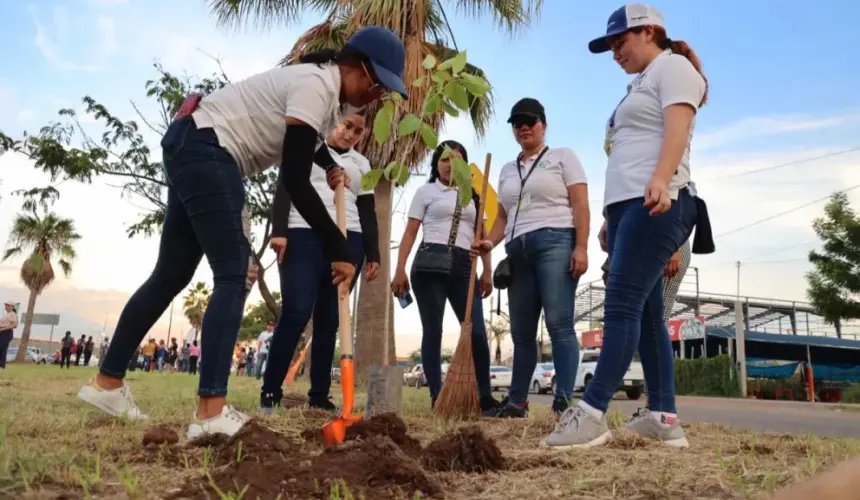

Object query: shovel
[321,180,362,446]
[365,183,404,417]
[285,339,311,388]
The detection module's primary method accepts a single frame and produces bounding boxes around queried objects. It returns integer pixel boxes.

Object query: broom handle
[463,153,493,326]
[335,182,352,357]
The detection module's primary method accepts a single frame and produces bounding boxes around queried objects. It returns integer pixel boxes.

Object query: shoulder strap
[447,198,464,247]
[510,146,551,241]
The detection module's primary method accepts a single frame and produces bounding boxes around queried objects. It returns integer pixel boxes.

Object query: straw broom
[434,153,493,420]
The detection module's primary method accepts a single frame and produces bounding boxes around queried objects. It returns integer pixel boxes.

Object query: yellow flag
[469,162,498,232]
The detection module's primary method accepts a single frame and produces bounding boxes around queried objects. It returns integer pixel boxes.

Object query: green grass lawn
[1,364,859,499]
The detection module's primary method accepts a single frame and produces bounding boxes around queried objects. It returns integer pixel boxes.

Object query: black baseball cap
[507,98,546,123]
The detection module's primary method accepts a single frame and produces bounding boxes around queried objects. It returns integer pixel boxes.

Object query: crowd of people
[76,4,713,450]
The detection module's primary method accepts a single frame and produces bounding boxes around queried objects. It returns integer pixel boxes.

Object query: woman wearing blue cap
[78,26,408,439]
[543,3,711,449]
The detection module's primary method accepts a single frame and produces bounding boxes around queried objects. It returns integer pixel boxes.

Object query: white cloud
[97,16,119,56]
[88,0,128,5]
[16,109,35,123]
[33,19,101,72]
[695,112,860,151]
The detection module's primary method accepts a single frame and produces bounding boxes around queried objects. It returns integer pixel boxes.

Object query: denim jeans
[255,352,268,379]
[263,228,364,400]
[582,189,697,413]
[100,116,251,398]
[410,244,492,400]
[0,329,12,368]
[505,228,580,406]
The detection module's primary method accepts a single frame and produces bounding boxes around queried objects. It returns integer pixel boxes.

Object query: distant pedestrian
[188,341,200,375]
[74,335,86,366]
[83,336,95,367]
[0,300,19,369]
[60,332,74,369]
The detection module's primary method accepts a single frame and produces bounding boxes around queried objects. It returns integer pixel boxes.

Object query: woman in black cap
[543,3,712,450]
[472,97,591,419]
[78,26,408,440]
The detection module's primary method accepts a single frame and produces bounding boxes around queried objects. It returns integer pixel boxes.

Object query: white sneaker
[186,405,249,440]
[77,377,149,421]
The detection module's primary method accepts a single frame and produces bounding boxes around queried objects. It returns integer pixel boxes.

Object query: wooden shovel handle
[335,182,353,357]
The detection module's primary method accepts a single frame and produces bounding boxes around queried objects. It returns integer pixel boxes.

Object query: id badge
[518,192,531,211]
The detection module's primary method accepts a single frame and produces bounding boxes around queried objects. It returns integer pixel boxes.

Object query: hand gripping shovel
[322,180,361,446]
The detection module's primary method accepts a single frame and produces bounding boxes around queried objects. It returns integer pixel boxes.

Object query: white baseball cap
[589,3,666,54]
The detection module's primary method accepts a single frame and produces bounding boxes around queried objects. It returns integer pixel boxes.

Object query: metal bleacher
[573,268,860,341]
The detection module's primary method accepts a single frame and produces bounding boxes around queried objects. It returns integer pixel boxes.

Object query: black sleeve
[356,194,380,263]
[280,125,351,262]
[270,169,292,238]
[271,145,339,238]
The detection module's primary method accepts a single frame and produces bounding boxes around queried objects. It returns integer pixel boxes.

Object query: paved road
[529,394,860,439]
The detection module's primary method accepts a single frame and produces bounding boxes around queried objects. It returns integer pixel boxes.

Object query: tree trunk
[253,254,280,319]
[355,178,396,382]
[495,340,502,366]
[15,289,38,362]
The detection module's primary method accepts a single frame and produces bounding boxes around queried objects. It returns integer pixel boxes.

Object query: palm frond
[2,248,22,261]
[57,259,73,278]
[207,0,341,30]
[452,0,542,34]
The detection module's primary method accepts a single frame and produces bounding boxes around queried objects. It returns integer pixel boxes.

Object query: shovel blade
[321,415,362,446]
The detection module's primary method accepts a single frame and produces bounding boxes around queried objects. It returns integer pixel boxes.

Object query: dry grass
[1,364,859,499]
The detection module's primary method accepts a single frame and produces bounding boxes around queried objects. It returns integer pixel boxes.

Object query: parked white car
[5,347,41,363]
[530,362,555,394]
[489,365,512,391]
[575,349,645,400]
[403,364,425,387]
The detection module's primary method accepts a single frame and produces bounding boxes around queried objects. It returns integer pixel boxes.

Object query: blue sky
[1,1,859,350]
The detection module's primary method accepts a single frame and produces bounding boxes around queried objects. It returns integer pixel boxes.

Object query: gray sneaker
[625,408,689,448]
[541,406,612,449]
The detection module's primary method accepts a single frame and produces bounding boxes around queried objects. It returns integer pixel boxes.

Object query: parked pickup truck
[575,349,645,400]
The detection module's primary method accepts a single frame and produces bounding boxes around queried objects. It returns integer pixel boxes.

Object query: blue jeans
[410,244,492,400]
[505,228,580,406]
[255,352,268,379]
[583,189,697,413]
[263,228,364,400]
[100,116,251,398]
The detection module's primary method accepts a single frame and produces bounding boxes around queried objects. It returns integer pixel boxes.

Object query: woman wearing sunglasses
[543,4,707,450]
[261,112,381,413]
[472,98,590,419]
[78,26,407,440]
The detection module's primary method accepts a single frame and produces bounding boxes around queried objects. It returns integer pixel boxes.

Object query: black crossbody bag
[493,146,551,289]
[411,195,464,274]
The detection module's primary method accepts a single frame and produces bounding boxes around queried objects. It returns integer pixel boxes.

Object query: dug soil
[170,414,505,499]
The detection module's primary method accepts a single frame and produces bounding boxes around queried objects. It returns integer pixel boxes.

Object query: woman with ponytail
[391,140,497,412]
[542,3,713,450]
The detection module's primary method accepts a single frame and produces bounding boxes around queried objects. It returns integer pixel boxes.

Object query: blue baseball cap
[588,3,666,54]
[345,26,408,99]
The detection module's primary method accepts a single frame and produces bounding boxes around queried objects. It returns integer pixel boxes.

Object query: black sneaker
[494,397,528,418]
[430,395,437,410]
[259,391,282,414]
[308,396,338,413]
[480,395,500,413]
[551,397,571,417]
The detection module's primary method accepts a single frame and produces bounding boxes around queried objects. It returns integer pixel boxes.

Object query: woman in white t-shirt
[472,98,591,419]
[260,112,381,413]
[0,301,18,369]
[391,141,497,412]
[78,26,407,440]
[543,4,708,450]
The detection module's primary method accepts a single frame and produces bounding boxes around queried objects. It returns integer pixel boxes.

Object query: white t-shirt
[288,146,372,232]
[407,181,484,251]
[604,50,706,207]
[257,330,273,354]
[192,62,359,177]
[497,147,588,243]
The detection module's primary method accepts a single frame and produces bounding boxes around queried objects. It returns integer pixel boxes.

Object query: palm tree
[487,316,509,365]
[183,281,211,341]
[208,0,542,380]
[2,209,81,362]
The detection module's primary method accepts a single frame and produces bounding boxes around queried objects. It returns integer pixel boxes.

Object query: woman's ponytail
[655,28,708,107]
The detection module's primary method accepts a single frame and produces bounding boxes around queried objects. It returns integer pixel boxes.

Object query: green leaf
[459,73,491,97]
[383,161,399,178]
[419,123,438,149]
[437,51,466,73]
[422,55,437,69]
[451,157,473,207]
[396,114,422,138]
[451,51,467,74]
[373,100,395,144]
[440,146,451,160]
[423,95,441,115]
[440,100,460,118]
[396,164,410,186]
[412,76,424,88]
[391,92,404,102]
[444,82,470,111]
[360,169,384,191]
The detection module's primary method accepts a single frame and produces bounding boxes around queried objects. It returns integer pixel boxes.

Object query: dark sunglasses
[510,115,539,129]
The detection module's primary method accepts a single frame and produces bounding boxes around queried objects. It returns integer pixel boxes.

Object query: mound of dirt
[423,426,506,473]
[345,413,423,458]
[281,392,309,409]
[172,421,441,500]
[142,426,179,447]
